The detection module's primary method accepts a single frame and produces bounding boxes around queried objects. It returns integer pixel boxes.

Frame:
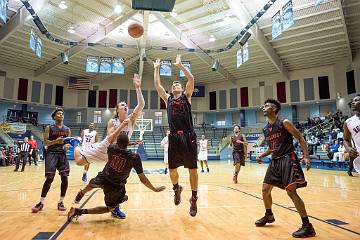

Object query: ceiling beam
[34,10,138,77]
[335,0,353,63]
[225,0,289,80]
[0,0,47,45]
[152,12,237,85]
[139,11,150,78]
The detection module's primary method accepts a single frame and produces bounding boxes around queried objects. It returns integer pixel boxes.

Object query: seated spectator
[327,140,339,159]
[333,142,346,161]
[0,147,7,166]
[336,130,344,142]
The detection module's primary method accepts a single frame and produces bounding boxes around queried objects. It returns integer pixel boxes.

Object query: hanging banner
[35,37,42,59]
[29,29,36,53]
[112,57,125,74]
[242,43,249,63]
[0,122,26,134]
[272,10,282,40]
[282,0,294,32]
[236,49,243,68]
[179,61,191,77]
[160,60,172,77]
[192,86,205,97]
[99,57,112,74]
[86,56,99,73]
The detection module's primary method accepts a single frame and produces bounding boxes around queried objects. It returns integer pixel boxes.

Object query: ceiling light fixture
[58,1,68,9]
[67,26,75,34]
[114,4,122,14]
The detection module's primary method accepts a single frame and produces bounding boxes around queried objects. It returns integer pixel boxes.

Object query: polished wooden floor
[0,160,359,240]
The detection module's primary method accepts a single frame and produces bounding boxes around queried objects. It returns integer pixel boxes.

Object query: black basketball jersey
[231,134,245,152]
[167,94,194,132]
[47,124,70,153]
[103,145,143,186]
[263,119,294,158]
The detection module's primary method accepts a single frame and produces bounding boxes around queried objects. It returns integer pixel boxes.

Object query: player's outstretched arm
[153,58,170,103]
[130,73,145,123]
[174,54,194,101]
[256,147,272,163]
[138,173,166,192]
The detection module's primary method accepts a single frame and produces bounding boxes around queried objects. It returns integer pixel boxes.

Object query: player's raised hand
[153,59,161,69]
[174,54,182,67]
[133,73,141,89]
[154,186,166,192]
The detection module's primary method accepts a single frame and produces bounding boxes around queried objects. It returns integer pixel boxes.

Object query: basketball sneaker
[255,213,275,227]
[63,137,81,147]
[173,185,183,205]
[347,171,353,177]
[111,206,126,219]
[207,168,209,173]
[82,172,87,182]
[31,202,44,213]
[292,223,316,238]
[233,174,238,184]
[201,169,204,173]
[74,190,85,204]
[189,196,198,217]
[58,202,67,211]
[164,168,168,175]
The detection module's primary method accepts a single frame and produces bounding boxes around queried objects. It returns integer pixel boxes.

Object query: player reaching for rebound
[198,135,210,173]
[230,125,248,183]
[160,130,170,174]
[80,123,98,182]
[255,99,316,238]
[68,134,165,222]
[154,54,199,217]
[64,73,144,219]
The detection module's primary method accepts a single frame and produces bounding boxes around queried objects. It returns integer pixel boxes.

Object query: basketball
[128,23,144,38]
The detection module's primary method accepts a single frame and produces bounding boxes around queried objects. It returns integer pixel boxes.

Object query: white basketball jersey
[345,115,360,151]
[82,129,97,147]
[161,136,169,152]
[111,118,134,138]
[199,139,208,151]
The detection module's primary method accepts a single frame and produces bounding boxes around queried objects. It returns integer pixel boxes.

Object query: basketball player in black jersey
[256,99,316,238]
[154,54,198,217]
[230,125,248,184]
[32,107,71,213]
[67,134,165,222]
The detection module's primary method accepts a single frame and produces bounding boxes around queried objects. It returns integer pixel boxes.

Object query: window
[154,112,163,125]
[217,121,226,126]
[94,111,102,124]
[77,112,82,124]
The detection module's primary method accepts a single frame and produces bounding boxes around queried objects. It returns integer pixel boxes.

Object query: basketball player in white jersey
[343,95,360,176]
[160,130,170,174]
[198,135,209,173]
[80,123,98,182]
[64,73,144,219]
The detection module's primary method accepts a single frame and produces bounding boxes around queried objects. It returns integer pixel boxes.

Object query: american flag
[68,77,90,90]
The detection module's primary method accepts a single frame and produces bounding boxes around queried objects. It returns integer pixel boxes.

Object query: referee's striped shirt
[19,142,32,152]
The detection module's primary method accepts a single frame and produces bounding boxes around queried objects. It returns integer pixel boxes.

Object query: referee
[14,137,33,172]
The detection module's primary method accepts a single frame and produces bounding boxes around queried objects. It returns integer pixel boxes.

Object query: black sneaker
[58,202,66,211]
[347,171,353,177]
[173,185,183,205]
[74,190,85,203]
[292,223,316,238]
[31,202,44,213]
[189,196,198,217]
[255,213,275,227]
[207,168,209,173]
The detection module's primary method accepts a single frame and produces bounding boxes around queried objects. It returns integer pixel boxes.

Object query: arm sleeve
[133,155,144,174]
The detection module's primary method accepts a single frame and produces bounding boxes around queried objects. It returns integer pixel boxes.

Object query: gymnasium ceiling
[0,0,358,84]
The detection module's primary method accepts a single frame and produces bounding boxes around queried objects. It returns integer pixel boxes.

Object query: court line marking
[49,189,99,240]
[223,185,360,236]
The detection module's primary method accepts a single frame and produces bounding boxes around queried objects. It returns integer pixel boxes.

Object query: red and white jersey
[199,139,208,152]
[345,115,360,151]
[82,129,97,147]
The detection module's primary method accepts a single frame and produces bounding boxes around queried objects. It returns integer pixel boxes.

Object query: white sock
[59,197,64,203]
[40,197,45,204]
[83,170,87,173]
